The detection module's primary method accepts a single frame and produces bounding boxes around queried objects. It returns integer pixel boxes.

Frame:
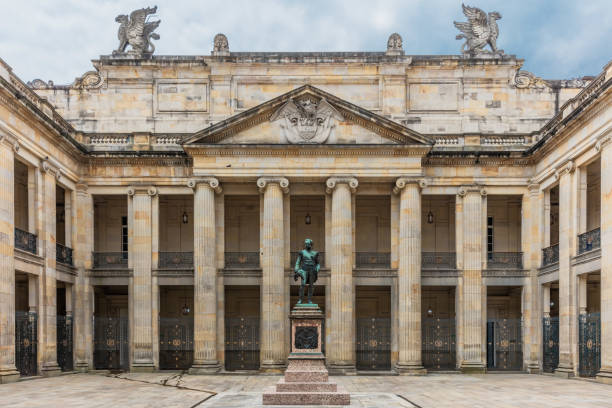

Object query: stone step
[263,388,350,406]
[275,379,338,392]
[284,370,328,383]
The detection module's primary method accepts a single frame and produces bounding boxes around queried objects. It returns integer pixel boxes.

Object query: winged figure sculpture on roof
[454,4,504,57]
[114,6,160,57]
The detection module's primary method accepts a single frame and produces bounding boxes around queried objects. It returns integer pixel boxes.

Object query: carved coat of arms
[270,97,343,144]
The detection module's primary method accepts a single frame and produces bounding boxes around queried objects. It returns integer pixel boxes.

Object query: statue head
[489,11,502,20]
[304,238,313,250]
[115,14,128,24]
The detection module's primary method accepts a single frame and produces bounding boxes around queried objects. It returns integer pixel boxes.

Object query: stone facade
[0,32,611,383]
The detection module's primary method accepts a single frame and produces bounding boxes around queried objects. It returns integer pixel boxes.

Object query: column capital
[325,176,358,194]
[127,185,157,196]
[527,180,540,196]
[457,185,487,197]
[257,177,289,194]
[75,182,89,195]
[41,159,61,180]
[554,160,575,180]
[595,132,612,152]
[188,177,222,194]
[0,130,18,150]
[393,177,427,195]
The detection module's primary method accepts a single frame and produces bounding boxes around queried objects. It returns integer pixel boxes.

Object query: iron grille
[291,251,325,268]
[542,316,559,373]
[225,252,260,268]
[93,252,128,269]
[159,317,194,370]
[355,252,390,268]
[94,316,129,371]
[356,317,391,370]
[541,244,559,266]
[57,315,73,371]
[225,317,260,371]
[486,318,523,371]
[486,252,523,269]
[577,228,601,254]
[56,243,73,266]
[422,317,456,370]
[579,312,601,377]
[158,252,194,269]
[422,252,456,269]
[15,311,37,377]
[15,228,37,254]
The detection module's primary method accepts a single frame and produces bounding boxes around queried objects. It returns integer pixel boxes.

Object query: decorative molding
[75,182,89,194]
[512,70,548,89]
[188,177,222,194]
[257,177,290,194]
[554,160,575,179]
[127,186,157,196]
[527,181,540,195]
[325,177,358,194]
[186,146,429,157]
[393,177,427,194]
[457,185,487,197]
[41,159,61,180]
[73,71,103,89]
[27,79,54,89]
[595,133,612,152]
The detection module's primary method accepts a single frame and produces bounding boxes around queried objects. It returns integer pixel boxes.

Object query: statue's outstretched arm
[294,252,302,273]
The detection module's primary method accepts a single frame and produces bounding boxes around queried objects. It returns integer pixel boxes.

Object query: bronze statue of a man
[294,238,320,304]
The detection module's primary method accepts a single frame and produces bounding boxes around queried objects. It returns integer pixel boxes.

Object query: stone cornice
[422,156,532,166]
[257,177,289,194]
[326,177,358,194]
[188,177,222,194]
[127,186,157,196]
[185,144,429,157]
[393,177,427,194]
[88,156,192,167]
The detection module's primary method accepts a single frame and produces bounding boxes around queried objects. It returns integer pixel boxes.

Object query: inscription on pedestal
[295,326,318,350]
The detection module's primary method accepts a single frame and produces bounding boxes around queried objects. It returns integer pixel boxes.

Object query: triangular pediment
[183,85,433,146]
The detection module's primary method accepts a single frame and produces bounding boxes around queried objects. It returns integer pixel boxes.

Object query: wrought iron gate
[579,313,601,377]
[486,318,523,370]
[159,317,193,370]
[542,316,559,373]
[356,317,391,370]
[225,317,260,371]
[94,317,129,371]
[57,315,73,371]
[15,311,37,377]
[422,318,456,370]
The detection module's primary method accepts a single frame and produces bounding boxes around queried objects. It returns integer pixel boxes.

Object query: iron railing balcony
[15,228,37,255]
[542,244,559,267]
[92,252,128,269]
[355,252,390,268]
[487,252,523,269]
[422,252,456,269]
[290,251,326,268]
[56,243,73,266]
[158,251,193,269]
[577,227,600,255]
[225,251,260,268]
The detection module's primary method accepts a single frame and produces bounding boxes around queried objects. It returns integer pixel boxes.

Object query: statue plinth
[263,304,350,406]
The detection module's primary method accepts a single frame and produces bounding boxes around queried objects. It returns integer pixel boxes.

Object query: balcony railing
[578,228,600,255]
[158,252,193,269]
[56,243,73,266]
[542,244,559,267]
[291,251,326,268]
[225,251,260,268]
[93,252,128,269]
[487,252,523,269]
[15,228,37,254]
[422,252,456,269]
[355,252,390,268]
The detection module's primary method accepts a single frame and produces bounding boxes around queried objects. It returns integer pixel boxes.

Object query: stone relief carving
[27,79,54,89]
[512,70,548,89]
[73,71,103,89]
[113,6,160,57]
[270,96,343,144]
[454,4,504,57]
[212,33,229,56]
[386,33,403,55]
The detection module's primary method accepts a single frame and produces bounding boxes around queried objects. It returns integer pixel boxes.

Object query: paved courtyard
[2,372,612,408]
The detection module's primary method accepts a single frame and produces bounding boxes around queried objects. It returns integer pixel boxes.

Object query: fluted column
[556,162,576,377]
[258,177,289,372]
[394,177,426,374]
[0,135,19,383]
[458,186,487,373]
[189,178,222,373]
[326,176,358,373]
[40,160,61,376]
[73,183,94,371]
[597,135,612,383]
[128,186,156,371]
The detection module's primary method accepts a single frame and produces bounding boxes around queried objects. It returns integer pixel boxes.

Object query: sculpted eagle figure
[454,4,503,57]
[114,6,160,56]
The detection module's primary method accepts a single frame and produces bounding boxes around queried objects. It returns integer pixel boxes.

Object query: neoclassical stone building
[0,22,611,383]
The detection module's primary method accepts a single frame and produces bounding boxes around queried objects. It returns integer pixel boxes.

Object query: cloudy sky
[0,0,610,84]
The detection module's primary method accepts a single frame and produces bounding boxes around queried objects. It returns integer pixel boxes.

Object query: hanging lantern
[305,213,311,225]
[181,303,190,316]
[427,210,434,224]
[182,211,188,224]
[427,306,434,317]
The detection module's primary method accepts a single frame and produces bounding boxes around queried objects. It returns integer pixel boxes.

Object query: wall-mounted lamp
[427,306,434,317]
[427,210,434,224]
[305,213,311,225]
[182,211,188,224]
[550,301,555,308]
[181,303,191,316]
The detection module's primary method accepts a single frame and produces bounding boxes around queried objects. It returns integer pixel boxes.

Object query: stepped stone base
[263,388,350,406]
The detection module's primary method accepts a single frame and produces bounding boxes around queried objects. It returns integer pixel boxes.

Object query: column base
[327,363,356,375]
[526,362,541,374]
[460,362,486,374]
[189,361,221,374]
[130,362,155,373]
[74,362,89,373]
[554,364,574,378]
[0,369,20,384]
[395,362,427,375]
[596,368,612,384]
[41,363,62,377]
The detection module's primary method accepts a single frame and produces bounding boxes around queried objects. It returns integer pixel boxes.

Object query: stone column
[543,285,551,318]
[596,135,612,383]
[257,177,289,372]
[73,183,94,371]
[556,162,576,377]
[458,186,487,373]
[394,177,426,374]
[39,160,61,376]
[189,178,222,373]
[127,186,156,372]
[0,134,19,383]
[326,177,358,373]
[578,276,588,315]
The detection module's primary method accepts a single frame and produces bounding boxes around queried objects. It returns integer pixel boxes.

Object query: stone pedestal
[263,305,349,406]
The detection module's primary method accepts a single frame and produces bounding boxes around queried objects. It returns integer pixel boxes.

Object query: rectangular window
[121,216,128,259]
[487,216,494,258]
